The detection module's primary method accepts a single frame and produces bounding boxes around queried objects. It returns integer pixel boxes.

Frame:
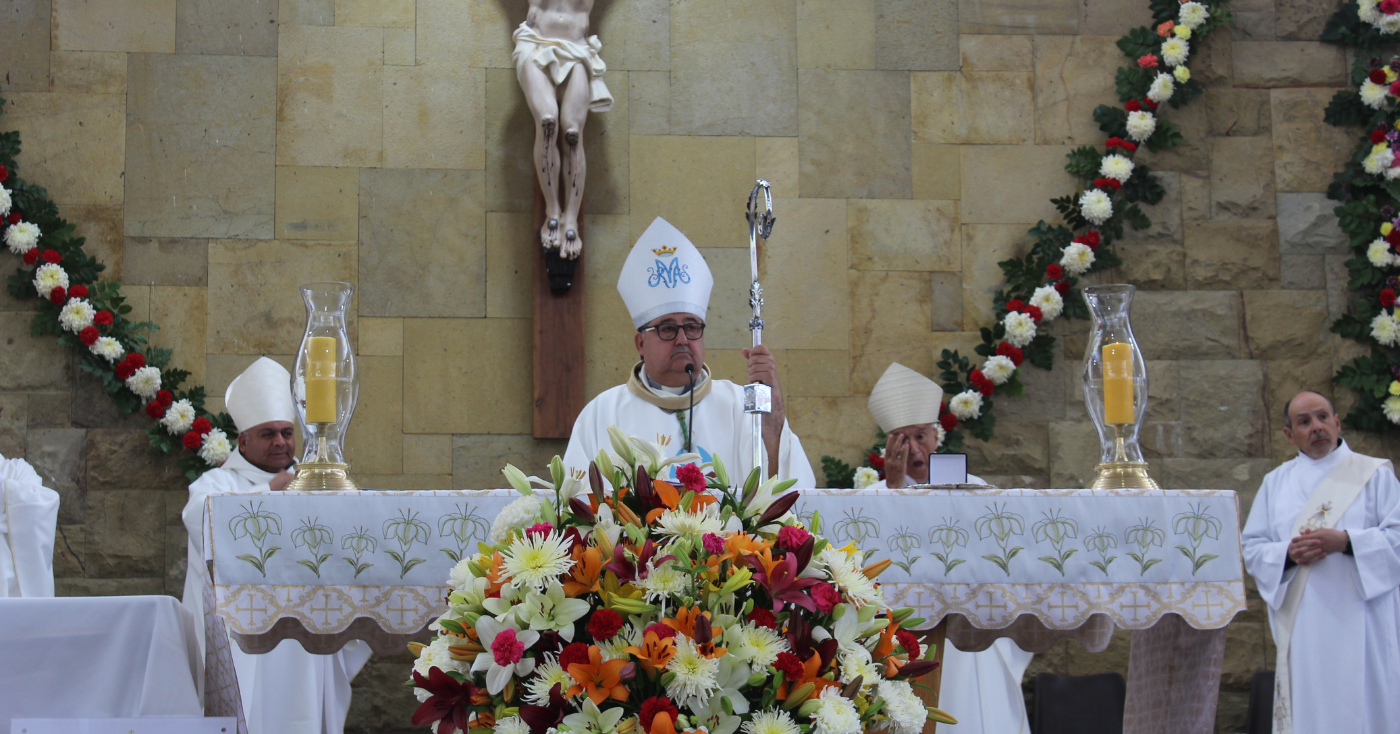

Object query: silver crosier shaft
[744,181,775,480]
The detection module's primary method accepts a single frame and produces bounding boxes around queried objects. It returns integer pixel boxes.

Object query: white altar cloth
[0,596,204,726]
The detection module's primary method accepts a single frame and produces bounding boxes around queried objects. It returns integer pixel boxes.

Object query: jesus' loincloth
[512,22,614,113]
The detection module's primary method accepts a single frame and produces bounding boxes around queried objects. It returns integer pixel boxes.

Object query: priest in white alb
[0,451,60,597]
[1242,391,1400,734]
[181,357,372,734]
[563,216,815,486]
[866,363,1033,734]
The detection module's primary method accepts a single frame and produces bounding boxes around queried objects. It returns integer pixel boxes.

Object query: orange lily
[622,630,677,676]
[650,712,678,734]
[563,546,605,597]
[470,711,496,728]
[484,551,508,598]
[872,611,899,661]
[566,645,630,705]
[644,480,720,524]
[663,606,718,639]
[778,651,840,701]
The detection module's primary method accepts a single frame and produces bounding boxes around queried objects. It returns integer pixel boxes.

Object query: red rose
[157,389,173,407]
[1025,304,1044,322]
[183,431,202,450]
[1382,288,1397,308]
[145,401,165,419]
[643,622,678,641]
[811,582,841,613]
[115,362,135,381]
[69,284,88,299]
[22,249,37,265]
[773,652,804,682]
[675,463,706,492]
[1005,299,1025,313]
[7,212,20,225]
[1372,69,1390,85]
[94,310,113,326]
[125,353,145,369]
[1046,264,1064,280]
[895,629,922,659]
[78,325,99,346]
[1384,0,1400,13]
[777,525,812,551]
[1094,177,1122,190]
[940,413,958,431]
[1125,100,1142,112]
[639,697,681,733]
[191,417,213,435]
[979,380,995,397]
[1054,280,1071,295]
[41,249,60,264]
[969,369,986,386]
[1374,129,1389,145]
[48,287,65,304]
[1144,98,1158,111]
[587,609,624,640]
[747,607,779,630]
[559,642,591,669]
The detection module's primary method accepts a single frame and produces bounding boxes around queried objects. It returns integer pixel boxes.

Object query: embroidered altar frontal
[205,487,1245,640]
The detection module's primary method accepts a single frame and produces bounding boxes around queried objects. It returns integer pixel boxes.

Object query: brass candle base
[285,461,360,492]
[1089,461,1159,490]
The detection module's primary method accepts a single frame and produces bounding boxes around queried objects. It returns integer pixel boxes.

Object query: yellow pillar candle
[1102,342,1135,425]
[305,336,337,424]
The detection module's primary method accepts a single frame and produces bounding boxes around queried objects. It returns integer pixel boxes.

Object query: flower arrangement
[408,427,954,734]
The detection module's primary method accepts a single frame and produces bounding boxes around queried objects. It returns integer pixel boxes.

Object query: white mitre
[868,362,944,433]
[617,217,714,328]
[226,357,296,433]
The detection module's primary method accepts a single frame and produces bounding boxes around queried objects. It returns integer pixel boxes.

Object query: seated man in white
[181,357,371,734]
[0,452,60,597]
[564,217,815,485]
[867,362,1033,734]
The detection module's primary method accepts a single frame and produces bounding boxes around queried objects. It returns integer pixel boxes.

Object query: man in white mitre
[866,362,1033,734]
[1242,391,1400,734]
[564,217,816,486]
[181,357,371,734]
[0,451,60,597]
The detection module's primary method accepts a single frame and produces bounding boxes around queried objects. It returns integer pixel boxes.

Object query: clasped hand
[1287,527,1348,566]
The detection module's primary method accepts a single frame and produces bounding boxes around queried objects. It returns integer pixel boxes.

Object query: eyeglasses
[638,322,706,341]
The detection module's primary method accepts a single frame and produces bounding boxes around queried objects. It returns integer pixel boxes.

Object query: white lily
[595,504,623,547]
[811,603,867,657]
[519,583,591,641]
[607,425,638,468]
[470,615,539,694]
[481,582,525,622]
[629,433,700,477]
[562,698,627,734]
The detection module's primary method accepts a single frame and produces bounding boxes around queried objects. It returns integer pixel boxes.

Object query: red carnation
[1094,177,1122,190]
[1125,100,1142,112]
[191,417,213,435]
[773,652,805,682]
[1137,54,1159,69]
[183,431,202,450]
[777,525,812,551]
[78,325,99,346]
[1083,230,1101,247]
[157,389,173,407]
[675,463,706,492]
[559,642,591,670]
[1372,69,1390,85]
[1144,98,1158,111]
[644,622,678,641]
[587,609,624,640]
[940,413,958,431]
[41,249,60,264]
[1005,299,1025,313]
[0,165,8,182]
[1105,137,1137,152]
[1390,230,1400,248]
[1382,288,1397,308]
[747,607,779,630]
[1046,264,1064,280]
[1025,305,1044,322]
[896,629,922,659]
[114,361,135,381]
[639,697,681,734]
[867,452,884,471]
[979,380,995,397]
[1391,81,1400,96]
[1054,280,1071,295]
[969,369,986,386]
[69,284,88,299]
[7,212,20,225]
[22,249,37,265]
[939,400,948,415]
[1384,0,1400,13]
[48,287,65,304]
[811,582,841,613]
[996,342,1025,366]
[145,401,165,419]
[125,353,145,369]
[94,310,113,326]
[1374,129,1389,145]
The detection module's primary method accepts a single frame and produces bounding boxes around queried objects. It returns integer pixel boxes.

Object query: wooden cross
[1048,590,1080,622]
[532,183,586,439]
[1122,589,1152,623]
[235,596,268,624]
[386,592,416,625]
[975,591,1008,617]
[311,592,342,625]
[1191,589,1225,620]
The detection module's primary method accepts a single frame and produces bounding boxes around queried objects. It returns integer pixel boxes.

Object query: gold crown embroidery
[651,244,678,257]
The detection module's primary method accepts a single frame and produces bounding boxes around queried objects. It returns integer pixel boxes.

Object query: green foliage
[1065,146,1104,178]
[1144,118,1184,153]
[1116,26,1161,60]
[1168,78,1204,109]
[1115,66,1154,103]
[1325,89,1374,128]
[820,456,856,489]
[1094,105,1130,138]
[1120,165,1166,205]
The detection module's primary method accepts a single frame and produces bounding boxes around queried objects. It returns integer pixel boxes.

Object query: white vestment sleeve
[1242,472,1296,610]
[0,457,60,597]
[1347,467,1400,602]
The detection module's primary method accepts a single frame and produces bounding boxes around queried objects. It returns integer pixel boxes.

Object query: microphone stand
[685,362,696,453]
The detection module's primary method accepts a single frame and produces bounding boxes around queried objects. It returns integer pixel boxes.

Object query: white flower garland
[32,262,67,296]
[1360,0,1400,34]
[161,399,196,435]
[1125,110,1157,142]
[1079,189,1113,225]
[1060,242,1096,276]
[199,428,232,466]
[948,391,984,421]
[58,298,95,332]
[981,355,1017,385]
[1099,154,1134,183]
[1029,284,1065,321]
[1002,311,1038,348]
[125,365,162,400]
[4,221,38,255]
[90,336,124,362]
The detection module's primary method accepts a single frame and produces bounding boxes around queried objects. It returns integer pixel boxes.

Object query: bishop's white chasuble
[1242,441,1400,734]
[0,454,60,598]
[183,449,372,734]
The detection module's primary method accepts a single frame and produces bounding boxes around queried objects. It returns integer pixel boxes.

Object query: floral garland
[1309,3,1400,430]
[821,0,1233,487]
[0,101,235,479]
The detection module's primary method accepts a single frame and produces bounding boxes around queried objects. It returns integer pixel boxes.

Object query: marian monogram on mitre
[647,244,691,289]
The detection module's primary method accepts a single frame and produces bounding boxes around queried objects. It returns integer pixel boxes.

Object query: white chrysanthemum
[1361,79,1391,109]
[1147,73,1175,104]
[91,336,124,362]
[837,645,879,688]
[1371,311,1400,346]
[655,505,723,538]
[33,263,68,297]
[729,623,789,668]
[981,355,1017,386]
[811,688,862,734]
[853,466,880,489]
[1079,189,1113,225]
[1174,66,1191,84]
[817,546,883,607]
[1125,110,1157,143]
[635,559,688,601]
[525,656,573,705]
[741,709,801,734]
[596,623,642,662]
[5,221,40,254]
[1361,0,1400,32]
[949,390,984,421]
[58,298,95,332]
[1002,311,1037,348]
[1099,154,1134,183]
[125,365,162,400]
[1029,284,1065,321]
[931,423,946,450]
[412,636,469,702]
[495,717,530,734]
[1177,1,1209,29]
[490,494,544,543]
[0,185,10,218]
[665,637,722,708]
[501,531,575,589]
[161,399,196,435]
[448,557,480,592]
[1387,163,1400,182]
[1161,37,1190,67]
[875,680,927,734]
[1384,396,1400,425]
[1364,146,1395,175]
[1369,239,1397,268]
[1060,242,1096,277]
[199,428,232,466]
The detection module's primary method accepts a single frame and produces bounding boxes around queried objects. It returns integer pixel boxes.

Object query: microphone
[685,363,696,452]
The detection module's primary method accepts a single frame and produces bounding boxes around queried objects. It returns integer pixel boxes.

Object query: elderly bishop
[1242,391,1400,734]
[867,363,1033,734]
[564,217,815,486]
[181,357,371,734]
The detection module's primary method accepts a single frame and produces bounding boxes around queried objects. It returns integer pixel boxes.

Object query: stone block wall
[0,0,1388,731]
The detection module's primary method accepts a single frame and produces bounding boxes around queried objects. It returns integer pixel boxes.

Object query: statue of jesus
[513,0,613,259]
